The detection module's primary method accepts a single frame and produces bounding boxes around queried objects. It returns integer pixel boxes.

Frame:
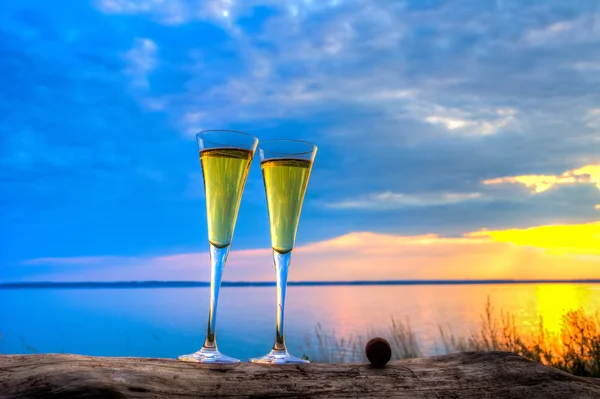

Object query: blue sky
[1,0,599,282]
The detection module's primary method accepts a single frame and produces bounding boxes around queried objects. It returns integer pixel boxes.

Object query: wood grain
[1,351,599,398]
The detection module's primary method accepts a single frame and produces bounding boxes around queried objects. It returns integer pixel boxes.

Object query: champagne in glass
[250,139,317,365]
[179,130,258,364]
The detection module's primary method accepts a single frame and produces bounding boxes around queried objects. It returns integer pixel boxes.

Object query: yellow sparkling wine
[261,158,313,254]
[200,148,253,248]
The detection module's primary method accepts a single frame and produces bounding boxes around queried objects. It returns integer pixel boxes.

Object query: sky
[1,0,599,282]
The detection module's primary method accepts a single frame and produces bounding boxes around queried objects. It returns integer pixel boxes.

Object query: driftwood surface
[1,351,600,398]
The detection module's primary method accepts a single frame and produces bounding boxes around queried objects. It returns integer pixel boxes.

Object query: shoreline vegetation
[2,294,598,378]
[2,279,600,289]
[300,298,600,377]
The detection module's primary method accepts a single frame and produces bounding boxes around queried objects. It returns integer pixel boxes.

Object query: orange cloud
[483,164,600,193]
[25,221,600,282]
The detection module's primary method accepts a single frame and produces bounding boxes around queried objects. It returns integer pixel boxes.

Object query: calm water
[1,284,599,361]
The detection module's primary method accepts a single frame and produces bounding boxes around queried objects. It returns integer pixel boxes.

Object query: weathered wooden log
[1,351,599,398]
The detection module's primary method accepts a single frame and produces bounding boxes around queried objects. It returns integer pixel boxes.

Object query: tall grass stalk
[300,297,600,377]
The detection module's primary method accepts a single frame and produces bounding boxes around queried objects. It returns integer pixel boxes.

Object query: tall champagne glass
[250,139,317,364]
[179,130,258,364]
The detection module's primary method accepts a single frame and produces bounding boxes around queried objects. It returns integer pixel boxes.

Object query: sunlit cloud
[326,191,484,210]
[425,116,469,130]
[483,164,600,194]
[422,106,517,135]
[20,221,600,282]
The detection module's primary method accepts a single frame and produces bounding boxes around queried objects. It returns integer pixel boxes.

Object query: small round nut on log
[365,337,392,368]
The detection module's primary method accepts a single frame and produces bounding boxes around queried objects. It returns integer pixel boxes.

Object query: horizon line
[1,279,600,289]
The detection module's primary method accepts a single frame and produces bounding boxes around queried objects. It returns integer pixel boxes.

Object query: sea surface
[1,283,599,361]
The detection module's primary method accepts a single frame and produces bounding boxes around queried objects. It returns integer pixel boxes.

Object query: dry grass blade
[301,297,600,377]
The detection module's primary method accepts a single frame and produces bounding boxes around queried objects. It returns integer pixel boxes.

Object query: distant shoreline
[1,279,600,289]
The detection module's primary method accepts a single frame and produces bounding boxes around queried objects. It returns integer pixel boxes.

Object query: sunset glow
[467,221,600,256]
[483,164,600,194]
[21,221,600,282]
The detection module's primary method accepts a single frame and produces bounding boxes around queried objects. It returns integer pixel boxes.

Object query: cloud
[96,0,160,14]
[18,221,600,282]
[585,109,600,128]
[483,164,600,194]
[523,21,575,45]
[95,0,190,25]
[2,0,600,276]
[424,116,470,130]
[421,106,518,135]
[132,2,596,135]
[324,163,600,213]
[326,191,484,210]
[124,38,158,88]
[522,15,600,46]
[21,256,133,266]
[95,0,236,26]
[95,1,524,135]
[91,0,600,161]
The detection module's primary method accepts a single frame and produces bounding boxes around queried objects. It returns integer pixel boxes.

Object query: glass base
[250,350,309,365]
[178,348,240,364]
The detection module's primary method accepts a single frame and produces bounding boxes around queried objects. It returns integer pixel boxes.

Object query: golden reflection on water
[1,284,599,359]
[534,284,592,334]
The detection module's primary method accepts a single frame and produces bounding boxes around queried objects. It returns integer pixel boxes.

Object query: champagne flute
[250,139,317,364]
[179,130,258,364]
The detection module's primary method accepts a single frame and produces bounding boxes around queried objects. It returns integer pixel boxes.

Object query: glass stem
[203,243,230,351]
[272,250,291,352]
